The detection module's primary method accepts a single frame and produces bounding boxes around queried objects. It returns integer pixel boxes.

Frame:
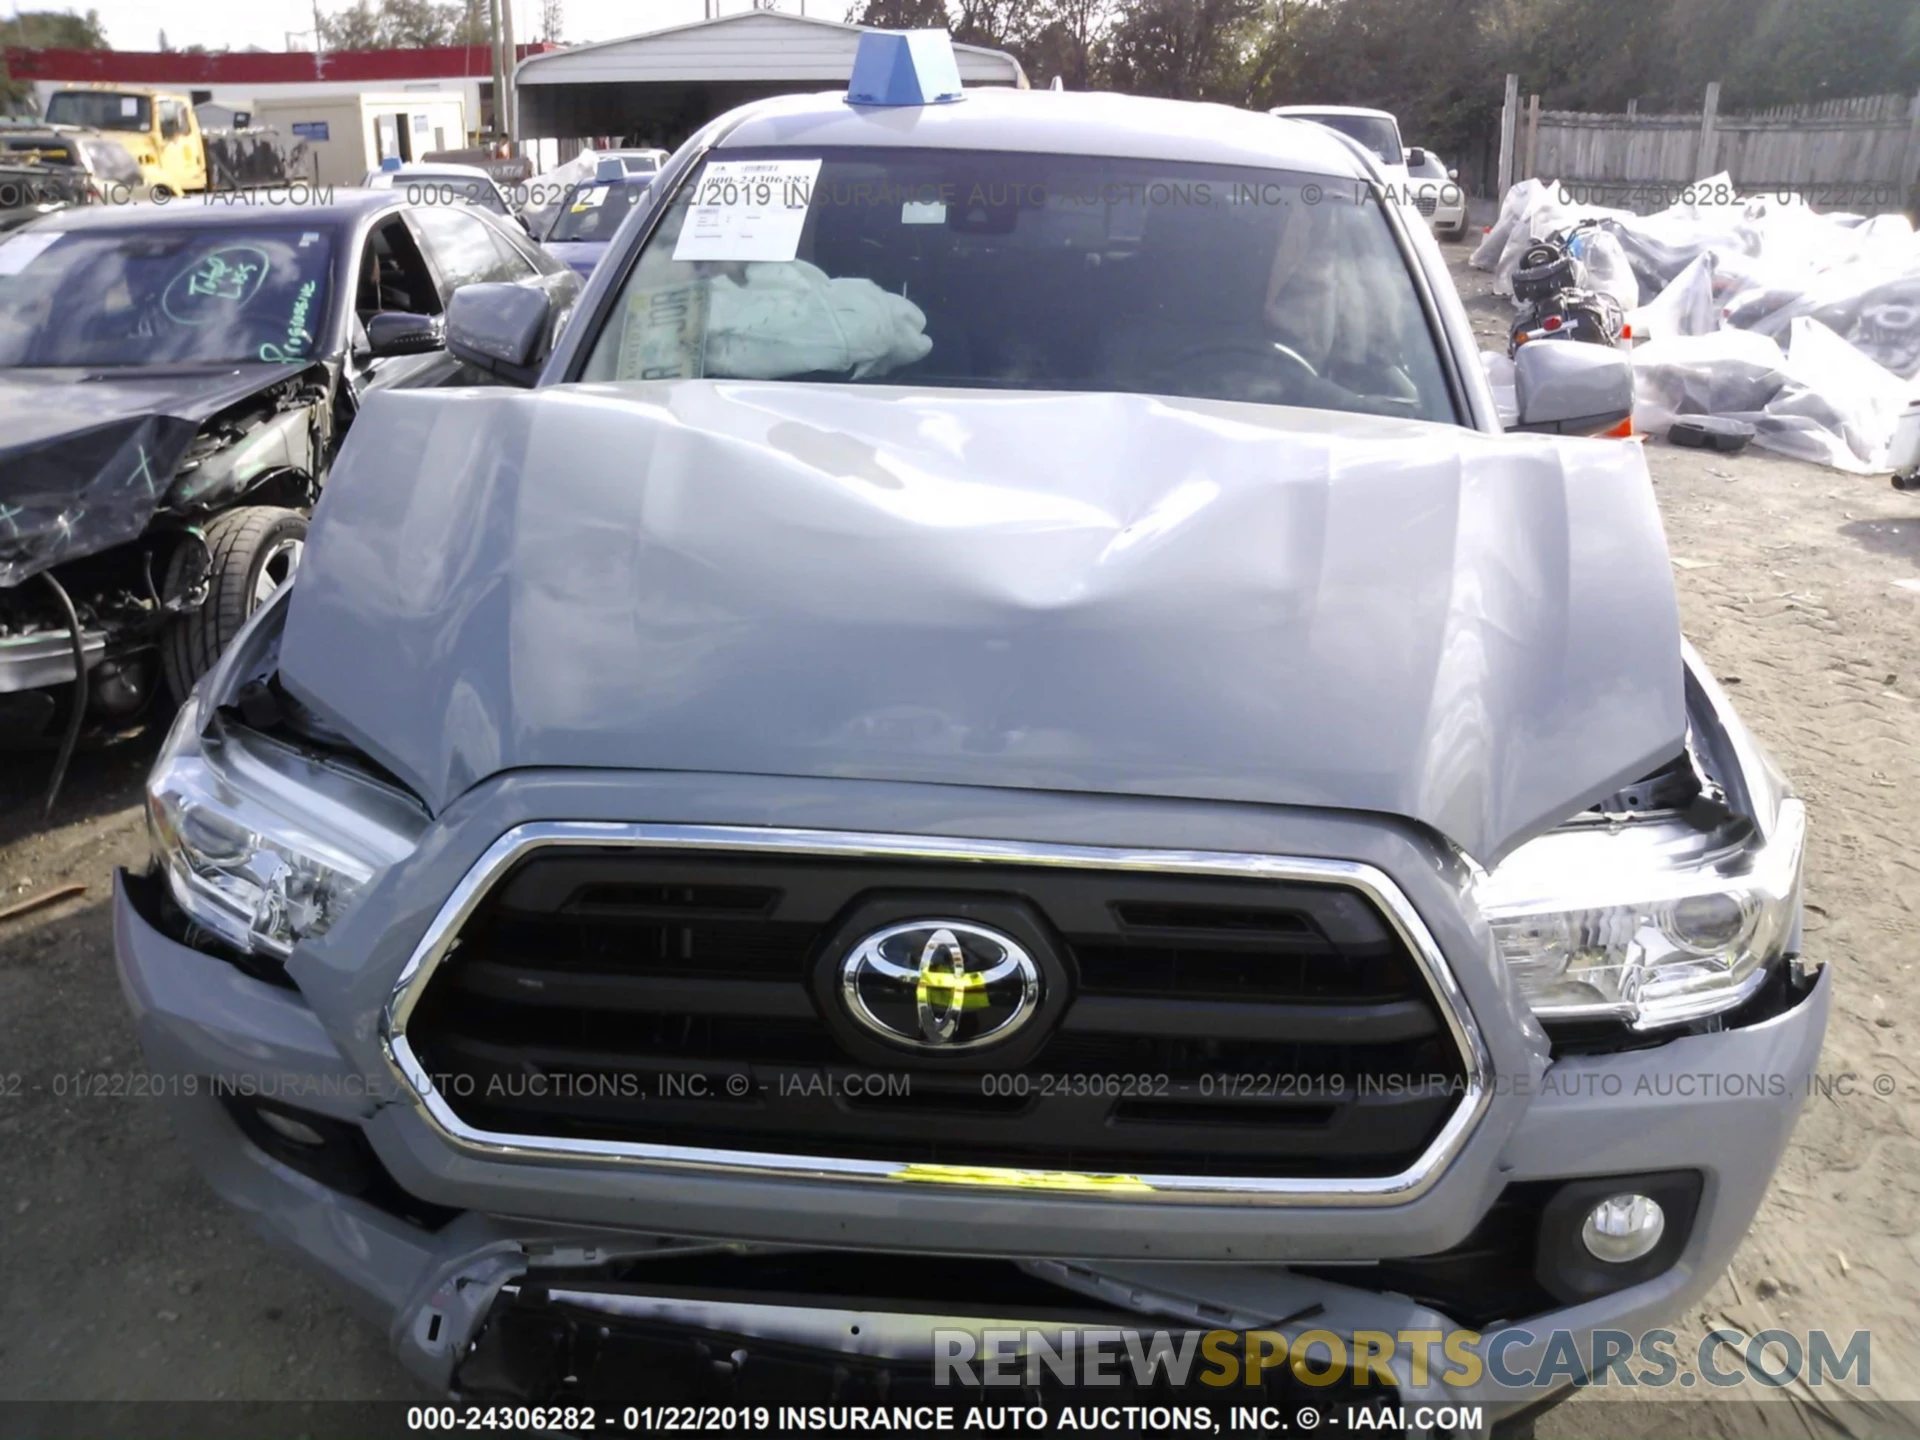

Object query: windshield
[45,91,152,134]
[548,180,648,243]
[581,148,1452,424]
[399,174,510,215]
[1289,113,1402,167]
[0,225,335,367]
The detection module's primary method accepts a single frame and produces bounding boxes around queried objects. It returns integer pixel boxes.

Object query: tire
[160,506,308,704]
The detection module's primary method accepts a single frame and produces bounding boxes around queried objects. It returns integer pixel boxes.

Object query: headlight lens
[146,696,426,958]
[1476,799,1805,1029]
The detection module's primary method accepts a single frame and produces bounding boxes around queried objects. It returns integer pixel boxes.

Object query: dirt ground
[0,239,1915,1434]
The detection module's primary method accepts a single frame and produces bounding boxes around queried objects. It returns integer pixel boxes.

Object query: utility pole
[489,0,507,142]
[499,0,517,146]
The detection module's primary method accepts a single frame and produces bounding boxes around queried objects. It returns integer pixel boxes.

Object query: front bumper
[116,766,1831,1413]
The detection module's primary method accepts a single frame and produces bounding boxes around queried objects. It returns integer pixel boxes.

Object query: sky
[53,0,823,56]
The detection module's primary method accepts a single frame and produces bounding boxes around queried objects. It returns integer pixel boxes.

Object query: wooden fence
[1499,84,1920,213]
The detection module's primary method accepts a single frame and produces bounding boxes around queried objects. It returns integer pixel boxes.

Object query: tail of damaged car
[120,58,1825,1430]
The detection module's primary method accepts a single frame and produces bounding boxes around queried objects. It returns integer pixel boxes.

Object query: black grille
[405,850,1469,1180]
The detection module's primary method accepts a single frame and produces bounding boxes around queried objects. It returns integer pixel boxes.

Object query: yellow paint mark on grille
[892,1164,1155,1193]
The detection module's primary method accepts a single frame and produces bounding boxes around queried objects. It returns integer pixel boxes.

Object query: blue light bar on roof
[380,155,402,171]
[846,29,965,107]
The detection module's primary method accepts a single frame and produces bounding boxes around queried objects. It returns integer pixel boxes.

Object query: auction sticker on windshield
[673,158,822,263]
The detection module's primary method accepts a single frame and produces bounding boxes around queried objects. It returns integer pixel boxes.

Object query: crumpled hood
[0,365,302,586]
[280,382,1684,865]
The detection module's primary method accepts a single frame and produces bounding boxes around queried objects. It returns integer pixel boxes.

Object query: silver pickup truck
[118,36,1824,1433]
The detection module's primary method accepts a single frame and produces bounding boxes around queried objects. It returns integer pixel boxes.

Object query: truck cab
[43,86,207,196]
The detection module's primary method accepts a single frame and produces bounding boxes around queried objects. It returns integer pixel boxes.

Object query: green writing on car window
[163,245,271,325]
[259,279,319,363]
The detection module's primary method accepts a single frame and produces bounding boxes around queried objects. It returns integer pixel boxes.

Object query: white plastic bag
[1568,226,1640,313]
[1632,321,1917,472]
[1630,253,1719,341]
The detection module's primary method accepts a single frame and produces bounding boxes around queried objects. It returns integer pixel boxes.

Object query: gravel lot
[1,238,1915,1431]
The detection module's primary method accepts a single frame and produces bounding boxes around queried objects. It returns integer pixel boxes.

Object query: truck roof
[712,87,1375,178]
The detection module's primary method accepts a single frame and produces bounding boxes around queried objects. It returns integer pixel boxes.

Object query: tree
[538,0,563,42]
[2,9,110,113]
[1097,0,1260,102]
[845,0,952,27]
[316,0,478,49]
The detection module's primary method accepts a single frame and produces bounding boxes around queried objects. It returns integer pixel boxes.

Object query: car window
[547,181,646,243]
[1291,114,1402,167]
[45,91,151,133]
[580,147,1453,424]
[410,204,528,287]
[0,224,334,366]
[359,216,443,320]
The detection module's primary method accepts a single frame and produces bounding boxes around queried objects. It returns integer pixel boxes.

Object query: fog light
[1581,1193,1666,1262]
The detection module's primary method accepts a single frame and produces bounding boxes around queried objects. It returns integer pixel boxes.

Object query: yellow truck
[42,85,207,195]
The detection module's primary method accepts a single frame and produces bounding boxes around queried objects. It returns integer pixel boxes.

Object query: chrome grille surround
[381,822,1492,1205]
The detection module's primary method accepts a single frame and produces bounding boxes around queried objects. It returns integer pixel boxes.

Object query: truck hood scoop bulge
[279,381,1683,865]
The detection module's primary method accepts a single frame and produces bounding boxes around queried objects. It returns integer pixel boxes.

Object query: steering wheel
[1164,339,1322,399]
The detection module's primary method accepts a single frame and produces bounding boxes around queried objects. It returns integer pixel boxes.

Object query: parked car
[1407,146,1469,240]
[601,147,670,176]
[119,36,1821,1427]
[360,161,525,226]
[0,191,580,803]
[43,85,207,196]
[538,166,654,276]
[1272,103,1410,191]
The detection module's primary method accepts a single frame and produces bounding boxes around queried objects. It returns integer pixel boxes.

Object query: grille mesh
[406,849,1469,1180]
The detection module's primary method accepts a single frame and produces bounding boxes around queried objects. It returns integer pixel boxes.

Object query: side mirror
[361,311,445,358]
[1405,147,1426,169]
[1509,340,1634,436]
[1448,167,1459,180]
[446,282,554,387]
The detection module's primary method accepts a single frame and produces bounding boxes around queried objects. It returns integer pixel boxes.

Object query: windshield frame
[559,141,1469,427]
[0,219,346,371]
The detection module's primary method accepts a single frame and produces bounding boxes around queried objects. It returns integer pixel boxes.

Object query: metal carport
[514,11,1027,147]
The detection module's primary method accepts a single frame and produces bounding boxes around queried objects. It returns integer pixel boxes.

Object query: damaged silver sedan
[115,39,1823,1433]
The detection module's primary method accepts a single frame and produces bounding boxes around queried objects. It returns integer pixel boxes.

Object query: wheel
[160,506,308,704]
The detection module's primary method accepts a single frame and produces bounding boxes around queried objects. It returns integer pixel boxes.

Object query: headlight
[1475,798,1805,1029]
[146,694,426,959]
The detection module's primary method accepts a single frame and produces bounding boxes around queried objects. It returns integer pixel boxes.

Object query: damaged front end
[0,363,332,798]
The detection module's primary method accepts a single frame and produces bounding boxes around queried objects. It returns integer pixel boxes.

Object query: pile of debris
[1473,176,1920,472]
